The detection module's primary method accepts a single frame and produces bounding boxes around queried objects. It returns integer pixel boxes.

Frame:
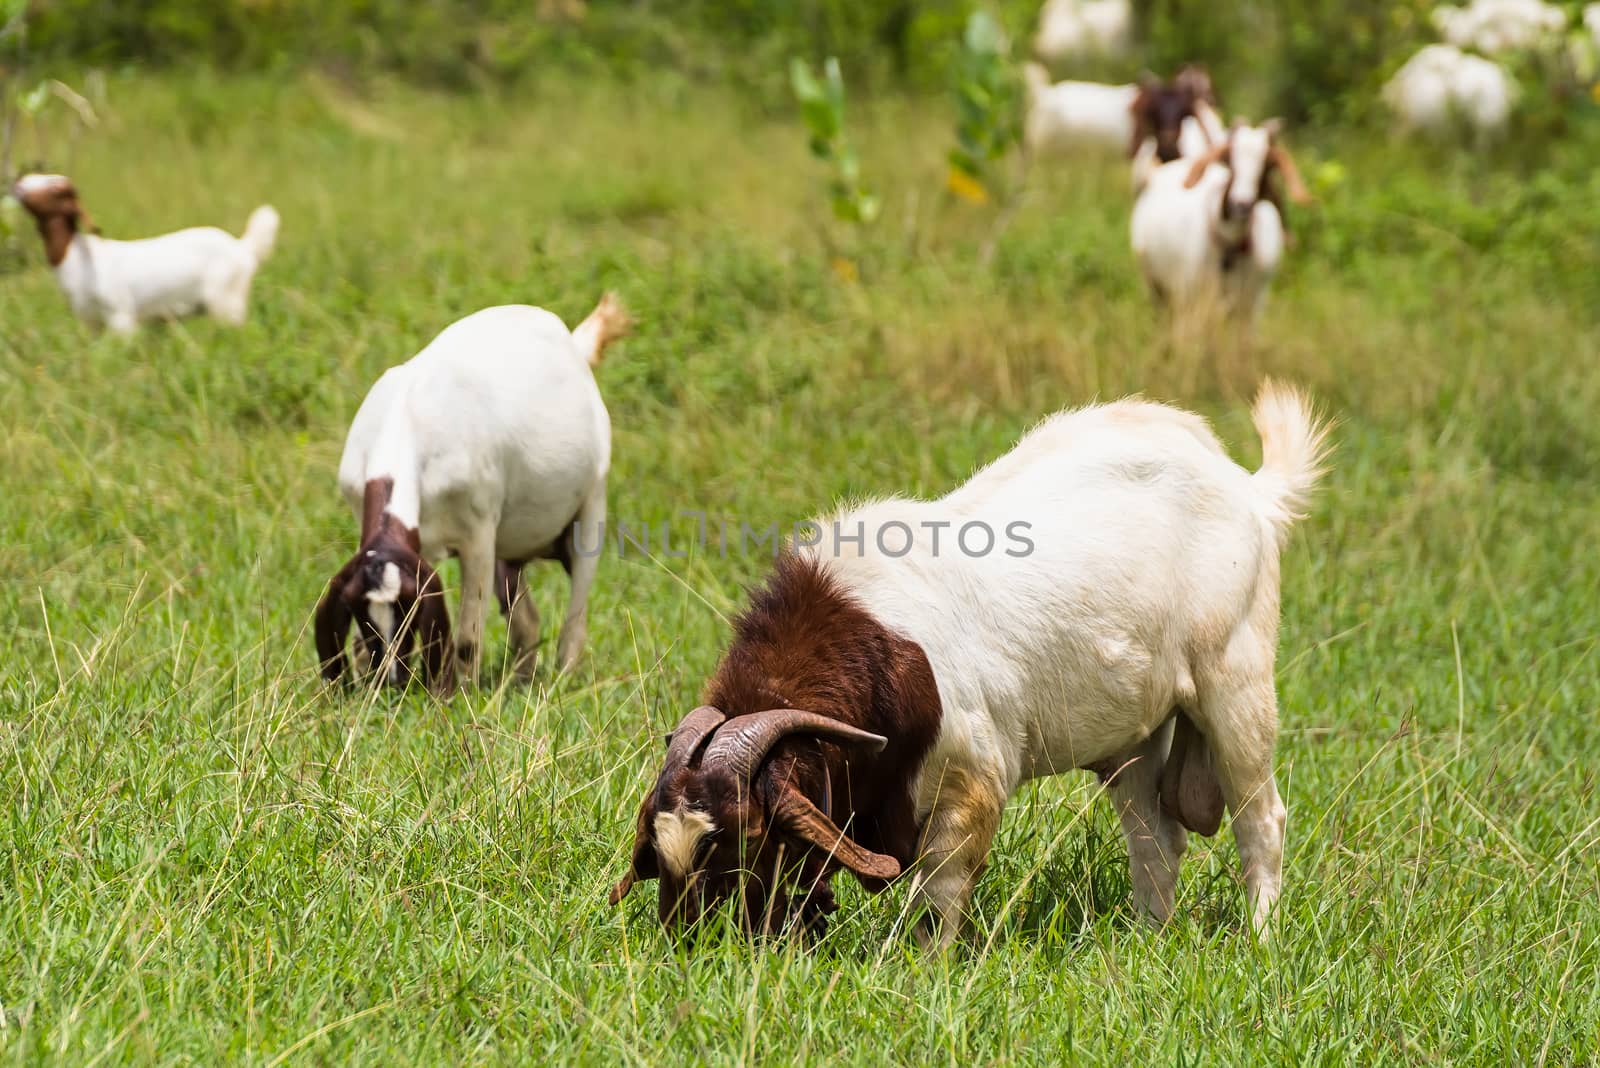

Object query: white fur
[805,385,1330,940]
[654,809,716,878]
[1034,0,1133,63]
[1024,68,1138,157]
[1384,44,1516,140]
[1130,124,1287,323]
[15,174,277,334]
[337,299,623,675]
[1432,0,1566,55]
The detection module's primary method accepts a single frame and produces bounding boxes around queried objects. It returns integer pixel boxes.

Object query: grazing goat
[1130,121,1312,322]
[1383,44,1516,141]
[1034,0,1133,64]
[1433,0,1566,55]
[315,296,629,692]
[12,173,278,334]
[612,384,1331,946]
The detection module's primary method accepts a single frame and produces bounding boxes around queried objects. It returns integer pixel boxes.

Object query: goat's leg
[1106,719,1189,925]
[909,762,1005,950]
[495,559,540,680]
[203,268,249,325]
[555,482,605,672]
[1193,668,1285,938]
[453,529,497,685]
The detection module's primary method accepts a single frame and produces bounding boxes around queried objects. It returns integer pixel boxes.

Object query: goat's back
[338,305,610,560]
[812,399,1286,780]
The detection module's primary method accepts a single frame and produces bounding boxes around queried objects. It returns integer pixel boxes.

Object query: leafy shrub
[948,10,1023,202]
[790,56,878,227]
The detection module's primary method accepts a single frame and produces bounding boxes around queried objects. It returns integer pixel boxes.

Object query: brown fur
[314,478,453,692]
[613,553,943,938]
[13,176,94,267]
[1129,65,1219,163]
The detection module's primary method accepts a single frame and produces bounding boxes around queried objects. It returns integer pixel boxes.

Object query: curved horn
[663,705,726,775]
[1183,140,1231,189]
[702,709,887,782]
[1268,144,1314,205]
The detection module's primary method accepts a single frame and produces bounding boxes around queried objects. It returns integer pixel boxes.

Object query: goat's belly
[128,273,207,319]
[494,484,592,561]
[1014,648,1183,780]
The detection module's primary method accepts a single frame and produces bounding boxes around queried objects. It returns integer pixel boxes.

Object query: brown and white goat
[315,297,629,692]
[612,385,1331,946]
[12,173,278,333]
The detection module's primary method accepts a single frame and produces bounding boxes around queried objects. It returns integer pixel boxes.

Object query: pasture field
[2,72,1599,1065]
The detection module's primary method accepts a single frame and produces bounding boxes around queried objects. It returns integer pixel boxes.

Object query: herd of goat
[28,0,1584,948]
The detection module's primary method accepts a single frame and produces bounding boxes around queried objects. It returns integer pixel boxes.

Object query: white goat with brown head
[1130,120,1312,323]
[315,295,629,692]
[12,173,278,334]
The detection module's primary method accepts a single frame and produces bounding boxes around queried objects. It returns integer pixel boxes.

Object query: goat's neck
[35,214,78,268]
[364,406,423,534]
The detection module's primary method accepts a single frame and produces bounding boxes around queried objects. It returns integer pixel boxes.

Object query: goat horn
[1269,145,1314,205]
[1183,141,1230,189]
[662,705,726,777]
[701,709,887,782]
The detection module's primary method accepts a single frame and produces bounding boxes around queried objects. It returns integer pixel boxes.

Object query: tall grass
[0,73,1597,1064]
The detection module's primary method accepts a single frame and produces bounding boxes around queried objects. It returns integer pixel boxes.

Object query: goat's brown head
[1183,119,1313,224]
[314,492,452,693]
[12,173,95,265]
[610,706,902,939]
[1130,66,1218,163]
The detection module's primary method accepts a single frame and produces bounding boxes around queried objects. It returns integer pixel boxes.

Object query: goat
[1023,64,1138,157]
[1128,65,1228,192]
[11,173,278,334]
[1432,0,1566,55]
[1382,44,1516,142]
[315,296,630,693]
[1129,121,1312,322]
[1034,0,1133,64]
[611,383,1331,947]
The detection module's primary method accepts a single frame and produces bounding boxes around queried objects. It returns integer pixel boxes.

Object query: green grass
[2,71,1599,1065]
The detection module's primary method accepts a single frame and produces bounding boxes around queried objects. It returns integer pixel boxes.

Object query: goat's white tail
[1250,379,1333,537]
[572,291,632,367]
[241,205,280,264]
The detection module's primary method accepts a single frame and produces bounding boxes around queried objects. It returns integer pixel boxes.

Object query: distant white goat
[1383,44,1516,141]
[1130,121,1312,323]
[1433,0,1566,55]
[1034,0,1133,64]
[1023,64,1138,156]
[12,173,278,334]
[315,296,630,692]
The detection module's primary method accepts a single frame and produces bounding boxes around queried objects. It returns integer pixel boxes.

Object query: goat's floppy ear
[1268,143,1314,205]
[1183,141,1231,188]
[610,796,661,904]
[1127,89,1154,158]
[411,560,454,695]
[774,789,901,885]
[313,560,358,683]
